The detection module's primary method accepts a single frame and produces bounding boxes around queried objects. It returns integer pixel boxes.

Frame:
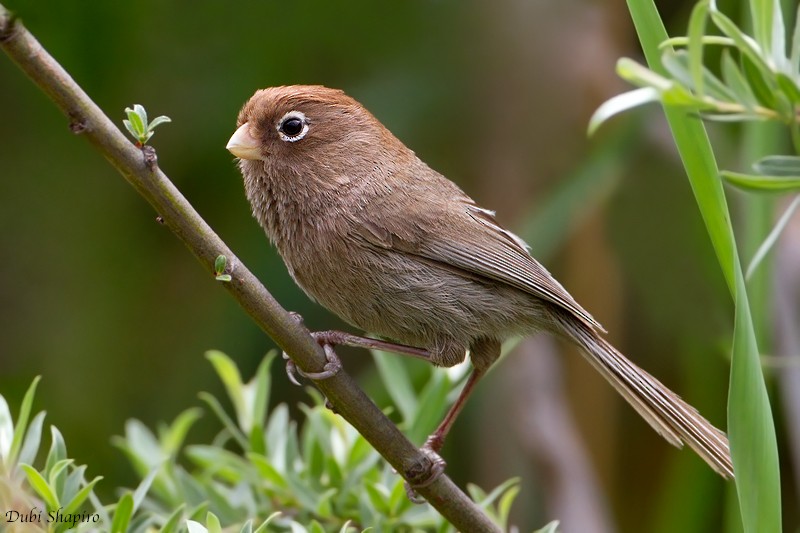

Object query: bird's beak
[226,122,261,160]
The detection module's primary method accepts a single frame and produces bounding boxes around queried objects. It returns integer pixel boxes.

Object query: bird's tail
[557,316,734,478]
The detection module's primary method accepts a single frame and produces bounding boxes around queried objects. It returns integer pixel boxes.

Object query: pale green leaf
[722,170,800,192]
[588,87,660,135]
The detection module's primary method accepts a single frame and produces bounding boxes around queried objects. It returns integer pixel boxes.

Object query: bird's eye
[277,111,309,142]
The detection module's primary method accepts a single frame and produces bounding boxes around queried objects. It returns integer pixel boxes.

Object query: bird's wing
[350,196,604,332]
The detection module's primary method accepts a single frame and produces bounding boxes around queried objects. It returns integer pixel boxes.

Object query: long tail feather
[557,317,733,478]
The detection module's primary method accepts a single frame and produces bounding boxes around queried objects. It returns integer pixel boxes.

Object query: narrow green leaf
[133,104,148,129]
[497,483,521,528]
[161,505,185,533]
[197,392,248,449]
[204,512,222,533]
[721,50,759,109]
[246,452,289,489]
[626,1,781,531]
[754,154,800,176]
[205,351,248,430]
[253,512,282,533]
[688,0,710,96]
[710,9,774,92]
[131,468,159,512]
[746,195,800,279]
[791,4,800,78]
[147,115,172,130]
[533,521,561,533]
[768,0,786,70]
[160,408,202,456]
[125,107,145,136]
[110,492,134,533]
[776,73,800,104]
[62,475,103,516]
[722,170,800,192]
[18,411,46,466]
[372,351,418,423]
[20,463,60,509]
[617,58,673,90]
[47,458,73,488]
[8,376,41,466]
[588,87,660,135]
[661,35,735,48]
[44,426,67,478]
[662,49,737,102]
[250,352,275,436]
[123,119,138,140]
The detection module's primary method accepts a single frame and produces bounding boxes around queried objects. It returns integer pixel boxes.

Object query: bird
[226,84,734,483]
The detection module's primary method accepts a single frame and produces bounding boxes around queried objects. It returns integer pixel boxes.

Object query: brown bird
[226,85,733,483]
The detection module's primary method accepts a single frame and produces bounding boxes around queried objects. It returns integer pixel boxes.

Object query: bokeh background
[1,1,796,531]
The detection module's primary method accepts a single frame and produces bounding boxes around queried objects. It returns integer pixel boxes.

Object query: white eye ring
[277,111,309,142]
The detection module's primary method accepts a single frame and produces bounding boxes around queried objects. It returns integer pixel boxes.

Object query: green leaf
[133,104,148,128]
[253,512,282,533]
[721,50,759,109]
[215,274,232,282]
[745,195,800,279]
[18,411,46,466]
[722,170,800,192]
[8,376,41,466]
[110,492,134,533]
[125,107,145,137]
[214,255,227,275]
[62,475,103,516]
[777,73,800,105]
[44,426,67,478]
[160,505,185,533]
[246,452,289,489]
[791,4,800,78]
[534,521,561,533]
[687,0,710,97]
[754,154,800,176]
[20,463,60,509]
[206,350,248,430]
[372,351,418,423]
[588,87,660,135]
[204,512,222,533]
[661,49,736,102]
[626,1,781,531]
[661,35,735,48]
[160,408,203,456]
[148,115,172,130]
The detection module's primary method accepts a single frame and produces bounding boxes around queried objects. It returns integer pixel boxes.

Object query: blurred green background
[1,0,794,531]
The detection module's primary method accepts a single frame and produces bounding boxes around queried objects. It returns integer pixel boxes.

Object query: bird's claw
[403,446,447,504]
[282,344,342,385]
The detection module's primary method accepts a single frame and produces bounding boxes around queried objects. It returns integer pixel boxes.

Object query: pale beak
[226,122,262,160]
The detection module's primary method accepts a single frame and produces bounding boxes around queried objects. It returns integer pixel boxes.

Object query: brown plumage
[227,85,733,478]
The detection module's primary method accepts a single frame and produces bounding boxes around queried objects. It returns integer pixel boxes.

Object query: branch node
[68,115,87,134]
[0,9,18,42]
[142,145,158,171]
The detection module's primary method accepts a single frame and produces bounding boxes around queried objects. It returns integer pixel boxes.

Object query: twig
[0,6,500,531]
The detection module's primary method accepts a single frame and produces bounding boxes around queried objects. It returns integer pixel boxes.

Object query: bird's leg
[423,366,487,453]
[282,313,432,385]
[403,366,489,503]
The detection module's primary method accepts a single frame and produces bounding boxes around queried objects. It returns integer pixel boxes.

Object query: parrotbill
[226,85,733,480]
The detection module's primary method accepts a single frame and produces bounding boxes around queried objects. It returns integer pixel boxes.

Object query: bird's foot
[282,313,344,385]
[403,445,447,504]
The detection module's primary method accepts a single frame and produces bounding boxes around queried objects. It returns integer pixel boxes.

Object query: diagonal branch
[0,6,499,531]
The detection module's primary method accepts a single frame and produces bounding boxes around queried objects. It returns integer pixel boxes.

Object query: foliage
[591,0,792,531]
[0,352,544,532]
[123,104,171,146]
